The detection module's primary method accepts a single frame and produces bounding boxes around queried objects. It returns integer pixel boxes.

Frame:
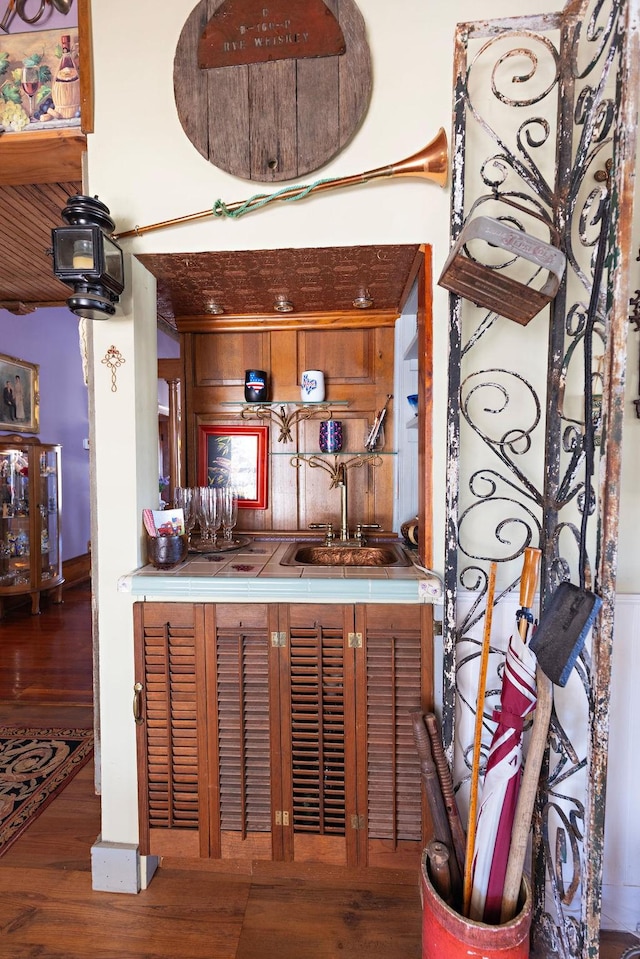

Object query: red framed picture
[198,424,269,509]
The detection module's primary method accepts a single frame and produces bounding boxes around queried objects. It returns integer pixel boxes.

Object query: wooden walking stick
[499,667,552,922]
[411,710,462,905]
[462,561,497,917]
[426,839,453,905]
[424,712,466,880]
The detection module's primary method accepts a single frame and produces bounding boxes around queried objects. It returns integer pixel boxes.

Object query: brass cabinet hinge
[271,631,287,647]
[348,632,363,648]
[350,814,366,830]
[275,810,290,826]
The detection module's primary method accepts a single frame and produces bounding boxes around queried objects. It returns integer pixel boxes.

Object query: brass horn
[114,128,448,240]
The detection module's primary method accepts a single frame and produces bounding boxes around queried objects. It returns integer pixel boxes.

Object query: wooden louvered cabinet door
[134,602,210,859]
[204,603,278,861]
[355,603,433,871]
[277,603,359,867]
[134,600,433,871]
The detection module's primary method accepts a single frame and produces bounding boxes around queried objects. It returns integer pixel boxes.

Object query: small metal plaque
[198,0,346,69]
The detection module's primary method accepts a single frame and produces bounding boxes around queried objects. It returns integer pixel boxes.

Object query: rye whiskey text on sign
[198,0,346,69]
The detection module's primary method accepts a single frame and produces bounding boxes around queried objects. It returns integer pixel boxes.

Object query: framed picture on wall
[0,353,39,433]
[198,424,269,509]
[0,29,81,132]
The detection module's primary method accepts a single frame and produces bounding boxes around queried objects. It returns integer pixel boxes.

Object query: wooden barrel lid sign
[198,0,346,67]
[174,0,372,182]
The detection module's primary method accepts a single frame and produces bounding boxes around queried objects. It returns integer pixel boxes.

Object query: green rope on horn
[212,176,341,219]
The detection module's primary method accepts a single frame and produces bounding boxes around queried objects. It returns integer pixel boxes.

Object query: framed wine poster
[0,28,80,132]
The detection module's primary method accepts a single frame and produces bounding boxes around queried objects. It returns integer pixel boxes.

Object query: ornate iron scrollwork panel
[444,3,639,956]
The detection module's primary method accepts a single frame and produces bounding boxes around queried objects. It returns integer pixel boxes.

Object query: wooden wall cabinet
[0,434,63,617]
[134,600,433,872]
[185,324,397,534]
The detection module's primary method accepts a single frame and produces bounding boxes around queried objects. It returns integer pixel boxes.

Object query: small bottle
[52,35,80,120]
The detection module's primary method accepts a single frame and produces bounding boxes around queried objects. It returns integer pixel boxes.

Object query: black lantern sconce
[51,194,125,320]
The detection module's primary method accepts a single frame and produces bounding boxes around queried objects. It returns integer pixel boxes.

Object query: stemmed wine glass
[196,487,210,542]
[208,487,222,546]
[196,487,223,547]
[21,66,40,120]
[174,486,196,545]
[220,487,238,542]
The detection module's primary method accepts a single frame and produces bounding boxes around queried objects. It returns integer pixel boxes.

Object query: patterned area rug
[0,726,94,856]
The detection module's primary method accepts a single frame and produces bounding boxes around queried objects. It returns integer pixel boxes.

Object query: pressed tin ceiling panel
[137,244,423,327]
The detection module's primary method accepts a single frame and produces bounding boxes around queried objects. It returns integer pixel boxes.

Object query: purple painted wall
[158,327,179,360]
[0,306,90,560]
[0,307,179,560]
[1,5,77,35]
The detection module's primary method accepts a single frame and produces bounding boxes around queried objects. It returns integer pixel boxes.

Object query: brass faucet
[308,462,380,545]
[293,453,383,546]
[337,463,349,541]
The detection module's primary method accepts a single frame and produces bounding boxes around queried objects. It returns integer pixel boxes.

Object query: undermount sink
[280,543,412,568]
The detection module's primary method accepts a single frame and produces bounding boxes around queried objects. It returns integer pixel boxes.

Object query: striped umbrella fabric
[468,629,537,924]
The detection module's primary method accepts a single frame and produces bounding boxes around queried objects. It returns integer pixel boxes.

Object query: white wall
[85,0,639,915]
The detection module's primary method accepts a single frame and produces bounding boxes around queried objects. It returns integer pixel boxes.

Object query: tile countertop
[118,539,444,605]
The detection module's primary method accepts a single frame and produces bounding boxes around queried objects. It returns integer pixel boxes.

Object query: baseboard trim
[601,884,640,934]
[62,552,91,588]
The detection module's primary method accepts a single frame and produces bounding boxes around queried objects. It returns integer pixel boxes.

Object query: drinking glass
[173,486,189,526]
[208,487,222,546]
[174,486,196,544]
[173,486,186,522]
[196,486,211,542]
[220,487,238,542]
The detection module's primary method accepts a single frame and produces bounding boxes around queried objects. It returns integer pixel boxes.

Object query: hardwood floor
[0,585,637,959]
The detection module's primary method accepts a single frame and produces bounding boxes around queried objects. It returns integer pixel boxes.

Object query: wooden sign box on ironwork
[438,215,566,326]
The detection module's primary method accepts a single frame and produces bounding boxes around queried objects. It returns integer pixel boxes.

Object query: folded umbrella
[468,547,541,924]
[468,630,537,922]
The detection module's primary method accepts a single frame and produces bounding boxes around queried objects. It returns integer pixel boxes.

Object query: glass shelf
[220,400,350,407]
[271,449,397,456]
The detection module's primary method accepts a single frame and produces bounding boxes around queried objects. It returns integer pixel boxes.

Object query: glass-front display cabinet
[0,434,63,617]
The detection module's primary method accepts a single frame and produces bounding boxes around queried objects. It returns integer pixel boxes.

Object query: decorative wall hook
[101,345,125,392]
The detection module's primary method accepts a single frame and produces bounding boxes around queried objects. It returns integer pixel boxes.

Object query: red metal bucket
[421,852,531,959]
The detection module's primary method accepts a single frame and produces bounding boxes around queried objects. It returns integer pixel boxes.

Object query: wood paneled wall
[184,325,396,533]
